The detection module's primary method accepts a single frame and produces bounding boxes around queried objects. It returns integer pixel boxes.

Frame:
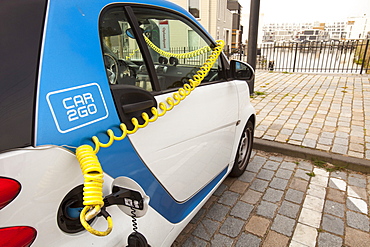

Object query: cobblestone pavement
[250,71,370,160]
[173,150,370,247]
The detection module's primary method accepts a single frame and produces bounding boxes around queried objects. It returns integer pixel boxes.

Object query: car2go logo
[46,83,109,133]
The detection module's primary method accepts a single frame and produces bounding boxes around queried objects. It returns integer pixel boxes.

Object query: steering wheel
[103,53,118,84]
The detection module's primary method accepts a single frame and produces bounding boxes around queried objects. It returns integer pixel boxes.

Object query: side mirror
[230,60,254,81]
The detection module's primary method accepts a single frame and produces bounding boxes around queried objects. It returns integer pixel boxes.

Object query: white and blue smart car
[0,0,255,246]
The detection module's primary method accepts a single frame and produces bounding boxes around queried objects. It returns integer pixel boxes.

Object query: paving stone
[332,144,348,154]
[210,234,234,247]
[193,218,220,241]
[275,168,293,179]
[316,143,331,151]
[180,222,196,235]
[229,180,249,194]
[294,169,310,181]
[235,233,261,247]
[298,207,322,228]
[218,191,239,207]
[330,171,347,180]
[203,195,217,209]
[328,178,347,191]
[307,183,326,199]
[264,160,280,171]
[269,177,289,191]
[347,197,368,214]
[310,175,329,187]
[298,161,313,171]
[213,183,227,197]
[321,214,344,235]
[317,232,343,247]
[245,216,270,237]
[271,214,296,237]
[230,201,253,220]
[303,195,325,212]
[257,169,275,181]
[292,223,317,247]
[247,156,267,172]
[206,203,230,222]
[348,175,367,188]
[289,178,309,192]
[289,240,308,247]
[291,133,305,141]
[190,208,205,224]
[241,189,263,204]
[280,161,296,170]
[238,171,256,183]
[223,177,235,187]
[182,236,208,247]
[348,185,367,200]
[324,200,344,218]
[346,210,370,232]
[270,155,284,162]
[250,179,269,192]
[263,188,284,203]
[263,135,276,141]
[285,189,304,204]
[318,137,333,145]
[219,217,244,238]
[313,168,329,177]
[326,188,345,203]
[348,150,364,158]
[333,137,348,145]
[262,231,289,247]
[302,138,316,148]
[321,132,335,139]
[278,200,301,219]
[257,201,278,219]
[348,173,366,180]
[345,227,370,247]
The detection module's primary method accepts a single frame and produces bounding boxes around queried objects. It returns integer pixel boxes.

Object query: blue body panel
[36,0,223,223]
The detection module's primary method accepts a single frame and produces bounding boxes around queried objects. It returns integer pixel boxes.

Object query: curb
[253,138,370,174]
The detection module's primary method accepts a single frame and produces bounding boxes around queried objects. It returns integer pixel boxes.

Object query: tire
[229,120,254,177]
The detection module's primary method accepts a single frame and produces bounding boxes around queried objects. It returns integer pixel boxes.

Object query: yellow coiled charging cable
[76,39,225,236]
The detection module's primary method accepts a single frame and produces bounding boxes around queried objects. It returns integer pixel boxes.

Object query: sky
[241,0,370,24]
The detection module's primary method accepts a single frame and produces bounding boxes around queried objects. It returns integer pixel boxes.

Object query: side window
[132,7,223,90]
[99,8,154,91]
[99,6,224,93]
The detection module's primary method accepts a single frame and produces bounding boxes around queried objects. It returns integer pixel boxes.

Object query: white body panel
[129,81,239,201]
[229,80,256,161]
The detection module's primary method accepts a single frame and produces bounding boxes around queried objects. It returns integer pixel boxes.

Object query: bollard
[268,60,274,71]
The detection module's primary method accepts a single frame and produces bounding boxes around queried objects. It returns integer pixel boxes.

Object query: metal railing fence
[231,39,370,74]
[123,46,213,66]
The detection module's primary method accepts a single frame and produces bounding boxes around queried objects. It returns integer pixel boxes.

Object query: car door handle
[122,100,155,114]
[110,84,157,128]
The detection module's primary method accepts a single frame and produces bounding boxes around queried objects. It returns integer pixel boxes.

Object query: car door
[100,5,239,202]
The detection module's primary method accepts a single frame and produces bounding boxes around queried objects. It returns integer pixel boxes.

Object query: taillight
[0,177,21,210]
[0,178,37,246]
[0,226,37,247]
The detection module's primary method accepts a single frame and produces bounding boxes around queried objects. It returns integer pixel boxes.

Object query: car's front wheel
[229,120,254,177]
